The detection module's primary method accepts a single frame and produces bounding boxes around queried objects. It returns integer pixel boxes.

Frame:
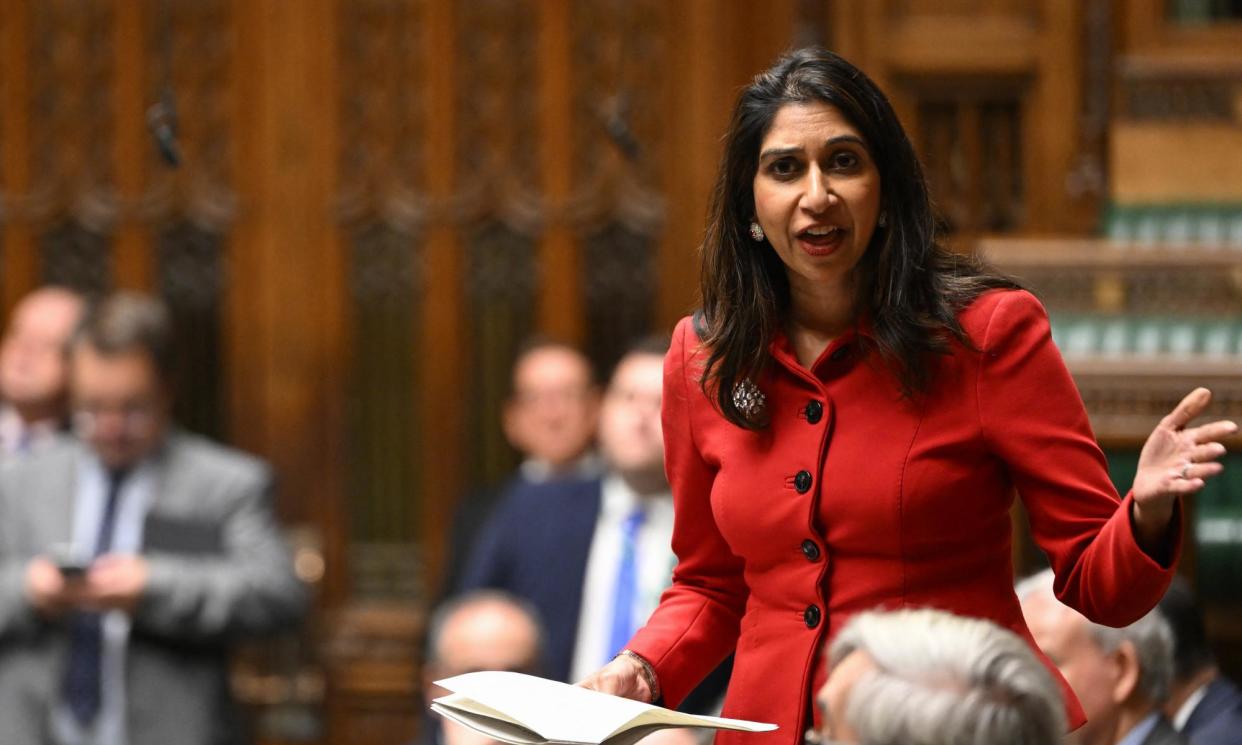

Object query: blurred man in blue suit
[439,339,602,596]
[458,337,671,685]
[1158,577,1242,745]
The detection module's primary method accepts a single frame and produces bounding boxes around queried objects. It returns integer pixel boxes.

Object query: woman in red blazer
[582,48,1235,744]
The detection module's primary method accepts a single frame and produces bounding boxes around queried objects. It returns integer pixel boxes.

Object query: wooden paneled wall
[829,0,1109,237]
[0,0,782,589]
[1113,0,1242,202]
[0,0,1109,603]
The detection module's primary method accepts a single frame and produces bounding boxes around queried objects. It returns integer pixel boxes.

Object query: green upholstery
[1049,314,1242,359]
[1104,203,1242,247]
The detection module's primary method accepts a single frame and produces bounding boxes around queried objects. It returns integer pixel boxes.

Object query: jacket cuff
[1121,489,1183,571]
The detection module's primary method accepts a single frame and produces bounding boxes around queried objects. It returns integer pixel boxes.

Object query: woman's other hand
[578,652,655,703]
[1132,387,1237,552]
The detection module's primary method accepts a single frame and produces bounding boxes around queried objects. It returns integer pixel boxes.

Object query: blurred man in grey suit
[0,292,307,745]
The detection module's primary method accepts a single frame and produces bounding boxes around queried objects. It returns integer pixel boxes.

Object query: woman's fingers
[1159,475,1205,496]
[1158,460,1223,496]
[1186,420,1239,445]
[1181,461,1225,480]
[1184,442,1229,464]
[1159,388,1212,431]
[1194,460,1224,478]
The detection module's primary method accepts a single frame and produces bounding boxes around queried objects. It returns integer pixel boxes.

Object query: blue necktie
[63,469,126,726]
[607,505,646,660]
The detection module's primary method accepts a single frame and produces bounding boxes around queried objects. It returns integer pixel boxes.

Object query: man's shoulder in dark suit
[456,475,603,682]
[1185,677,1242,732]
[492,473,601,511]
[1187,678,1242,745]
[459,474,602,588]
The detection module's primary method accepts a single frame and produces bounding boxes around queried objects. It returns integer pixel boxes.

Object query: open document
[432,671,778,745]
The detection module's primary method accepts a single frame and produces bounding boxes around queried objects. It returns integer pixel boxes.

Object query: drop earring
[748,221,765,242]
[877,211,888,228]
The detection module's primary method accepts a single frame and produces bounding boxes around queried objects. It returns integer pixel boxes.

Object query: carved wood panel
[464,222,538,488]
[831,0,1097,235]
[335,0,677,554]
[2,0,235,313]
[568,0,666,233]
[339,0,427,231]
[29,0,115,231]
[453,0,543,495]
[917,93,1025,234]
[150,0,237,229]
[454,0,540,233]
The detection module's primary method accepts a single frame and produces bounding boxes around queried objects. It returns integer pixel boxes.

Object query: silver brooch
[731,378,767,419]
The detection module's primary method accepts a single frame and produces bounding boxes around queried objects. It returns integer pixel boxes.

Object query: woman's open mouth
[796,225,846,257]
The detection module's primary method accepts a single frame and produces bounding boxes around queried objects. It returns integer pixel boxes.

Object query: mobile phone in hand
[56,559,89,579]
[47,544,89,580]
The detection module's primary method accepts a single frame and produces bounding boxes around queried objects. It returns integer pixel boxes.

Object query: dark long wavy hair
[700,47,1018,429]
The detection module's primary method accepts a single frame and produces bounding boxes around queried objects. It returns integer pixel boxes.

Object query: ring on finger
[1180,462,1192,480]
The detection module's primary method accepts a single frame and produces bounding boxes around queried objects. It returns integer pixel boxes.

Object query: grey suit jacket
[0,432,308,745]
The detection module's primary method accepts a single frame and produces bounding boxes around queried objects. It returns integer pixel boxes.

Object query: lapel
[567,478,603,568]
[34,440,83,547]
[141,431,184,517]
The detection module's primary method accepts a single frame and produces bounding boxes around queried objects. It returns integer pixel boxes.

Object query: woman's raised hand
[1132,388,1237,551]
[577,652,655,703]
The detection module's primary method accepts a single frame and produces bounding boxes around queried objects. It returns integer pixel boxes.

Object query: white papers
[431,671,777,745]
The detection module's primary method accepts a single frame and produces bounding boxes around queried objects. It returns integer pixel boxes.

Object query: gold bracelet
[618,649,661,704]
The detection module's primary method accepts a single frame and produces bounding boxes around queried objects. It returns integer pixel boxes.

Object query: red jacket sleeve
[976,290,1180,626]
[625,316,748,707]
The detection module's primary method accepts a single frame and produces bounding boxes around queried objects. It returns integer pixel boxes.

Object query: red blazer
[627,289,1179,745]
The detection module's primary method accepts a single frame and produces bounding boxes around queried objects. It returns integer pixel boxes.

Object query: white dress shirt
[1172,682,1211,731]
[569,473,676,683]
[51,454,156,745]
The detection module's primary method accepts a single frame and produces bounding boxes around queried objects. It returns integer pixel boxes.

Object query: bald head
[423,592,545,745]
[0,287,85,422]
[426,592,543,688]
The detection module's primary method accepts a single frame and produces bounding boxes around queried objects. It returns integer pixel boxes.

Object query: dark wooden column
[229,0,348,604]
[417,0,466,592]
[111,0,154,290]
[0,0,40,314]
[536,0,583,342]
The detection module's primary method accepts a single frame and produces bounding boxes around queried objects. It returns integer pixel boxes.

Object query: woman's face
[751,102,881,292]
